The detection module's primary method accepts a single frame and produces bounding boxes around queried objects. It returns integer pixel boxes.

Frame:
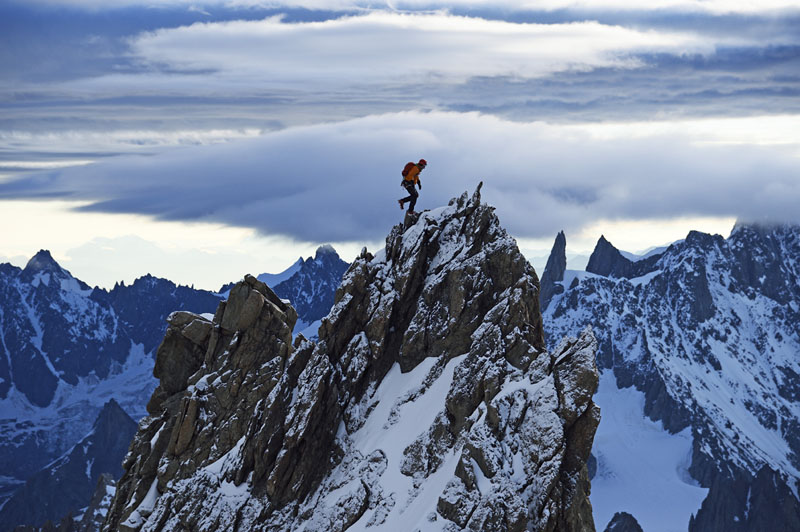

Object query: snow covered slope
[0,399,136,529]
[541,224,800,531]
[105,185,601,532]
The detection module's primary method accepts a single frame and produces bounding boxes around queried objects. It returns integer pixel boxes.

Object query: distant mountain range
[5,218,798,532]
[0,246,351,530]
[271,244,350,336]
[219,245,349,337]
[0,251,222,530]
[541,222,800,532]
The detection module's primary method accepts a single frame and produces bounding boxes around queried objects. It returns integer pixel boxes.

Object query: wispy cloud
[4,5,796,136]
[2,0,798,286]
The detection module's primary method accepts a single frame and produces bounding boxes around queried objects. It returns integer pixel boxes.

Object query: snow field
[312,354,467,532]
[591,371,707,532]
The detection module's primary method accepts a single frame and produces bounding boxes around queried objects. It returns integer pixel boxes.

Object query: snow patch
[31,272,50,287]
[60,277,92,296]
[204,436,246,477]
[628,269,661,287]
[123,478,160,528]
[339,354,467,531]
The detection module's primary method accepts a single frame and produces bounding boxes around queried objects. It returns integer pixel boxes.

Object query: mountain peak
[106,187,599,531]
[23,249,63,275]
[731,218,795,235]
[314,244,338,260]
[586,235,663,279]
[586,235,631,278]
[94,398,130,431]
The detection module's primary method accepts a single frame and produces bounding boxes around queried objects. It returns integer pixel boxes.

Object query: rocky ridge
[104,185,600,531]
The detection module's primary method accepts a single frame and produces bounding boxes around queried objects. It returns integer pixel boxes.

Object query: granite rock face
[104,185,600,532]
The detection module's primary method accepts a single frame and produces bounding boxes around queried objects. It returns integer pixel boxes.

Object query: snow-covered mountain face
[105,185,601,532]
[541,223,800,531]
[0,399,137,530]
[0,252,221,513]
[220,246,350,339]
[273,244,350,334]
[0,252,130,409]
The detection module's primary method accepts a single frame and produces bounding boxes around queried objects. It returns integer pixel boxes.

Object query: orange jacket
[403,165,422,185]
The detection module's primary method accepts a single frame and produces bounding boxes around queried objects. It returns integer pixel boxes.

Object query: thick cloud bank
[1,111,798,243]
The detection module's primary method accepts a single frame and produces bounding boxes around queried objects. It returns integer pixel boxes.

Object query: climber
[398,159,426,214]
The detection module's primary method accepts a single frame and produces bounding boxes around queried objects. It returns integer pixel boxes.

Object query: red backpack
[401,161,416,178]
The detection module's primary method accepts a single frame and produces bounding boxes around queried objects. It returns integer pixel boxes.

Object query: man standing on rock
[398,158,426,214]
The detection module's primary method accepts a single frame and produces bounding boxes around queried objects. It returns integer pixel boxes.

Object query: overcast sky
[1,0,798,289]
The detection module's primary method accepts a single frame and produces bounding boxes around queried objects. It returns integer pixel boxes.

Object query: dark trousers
[401,183,419,211]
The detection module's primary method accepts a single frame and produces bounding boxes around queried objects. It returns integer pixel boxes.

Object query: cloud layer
[2,111,798,243]
[2,0,799,283]
[127,13,715,85]
[3,4,796,133]
[16,0,800,15]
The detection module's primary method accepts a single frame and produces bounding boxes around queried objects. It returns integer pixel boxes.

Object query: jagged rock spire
[540,230,567,310]
[586,235,663,280]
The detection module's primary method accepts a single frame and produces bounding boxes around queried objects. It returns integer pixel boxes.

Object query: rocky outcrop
[220,245,349,333]
[540,230,567,311]
[104,185,600,531]
[689,466,800,532]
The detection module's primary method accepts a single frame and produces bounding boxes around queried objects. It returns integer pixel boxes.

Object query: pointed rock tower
[105,185,600,532]
[540,230,567,311]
